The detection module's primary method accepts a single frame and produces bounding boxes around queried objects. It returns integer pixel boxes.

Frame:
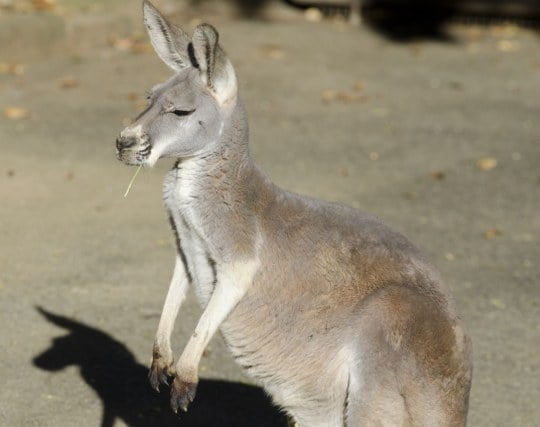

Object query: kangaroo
[115,2,472,425]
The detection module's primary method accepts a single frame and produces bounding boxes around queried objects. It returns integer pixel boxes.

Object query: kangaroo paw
[170,377,198,413]
[148,357,174,392]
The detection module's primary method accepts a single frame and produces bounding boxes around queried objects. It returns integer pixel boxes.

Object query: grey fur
[116,2,472,425]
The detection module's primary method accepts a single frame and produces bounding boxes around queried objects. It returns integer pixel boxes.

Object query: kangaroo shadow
[33,307,287,427]
[361,1,540,42]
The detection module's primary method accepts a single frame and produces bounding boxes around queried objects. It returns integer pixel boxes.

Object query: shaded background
[1,0,539,426]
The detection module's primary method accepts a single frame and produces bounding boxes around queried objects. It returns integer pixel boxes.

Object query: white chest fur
[163,163,217,307]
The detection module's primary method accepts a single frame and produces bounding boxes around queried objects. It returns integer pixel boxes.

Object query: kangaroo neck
[172,96,265,210]
[168,98,271,260]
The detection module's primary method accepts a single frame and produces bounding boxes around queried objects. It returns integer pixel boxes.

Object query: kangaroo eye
[171,109,195,117]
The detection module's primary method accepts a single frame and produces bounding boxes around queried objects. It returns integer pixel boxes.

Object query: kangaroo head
[33,307,136,372]
[116,0,237,167]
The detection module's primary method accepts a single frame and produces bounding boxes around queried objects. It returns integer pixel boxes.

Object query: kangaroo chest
[163,166,217,307]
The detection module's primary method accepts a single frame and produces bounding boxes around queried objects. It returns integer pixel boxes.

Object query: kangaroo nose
[116,135,136,151]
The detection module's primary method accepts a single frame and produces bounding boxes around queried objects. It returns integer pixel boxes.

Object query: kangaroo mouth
[116,143,151,166]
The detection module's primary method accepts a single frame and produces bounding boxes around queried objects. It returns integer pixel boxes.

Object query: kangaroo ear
[142,0,191,72]
[191,24,237,105]
[36,306,80,331]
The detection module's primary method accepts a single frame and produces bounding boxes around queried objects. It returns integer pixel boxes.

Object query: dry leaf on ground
[60,76,79,89]
[321,89,365,104]
[429,171,445,181]
[131,42,153,54]
[0,63,25,76]
[127,93,147,110]
[484,228,502,239]
[477,157,498,171]
[353,81,364,92]
[497,40,520,52]
[4,107,30,120]
[32,0,56,11]
[258,44,284,60]
[489,297,506,310]
[109,36,153,55]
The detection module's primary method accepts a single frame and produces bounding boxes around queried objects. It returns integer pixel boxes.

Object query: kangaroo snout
[115,135,137,151]
[116,124,151,165]
[117,124,147,149]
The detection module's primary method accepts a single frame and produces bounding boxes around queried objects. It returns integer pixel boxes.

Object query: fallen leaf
[109,36,134,52]
[353,81,364,92]
[32,0,56,11]
[321,90,336,103]
[321,89,360,104]
[127,93,147,110]
[476,157,498,171]
[109,36,153,54]
[0,62,24,76]
[339,167,349,177]
[464,27,484,42]
[130,42,153,54]
[258,44,284,60]
[403,191,418,200]
[483,228,502,239]
[60,76,78,89]
[489,297,506,310]
[127,93,140,102]
[497,40,519,52]
[3,106,30,120]
[429,171,445,181]
[337,91,355,103]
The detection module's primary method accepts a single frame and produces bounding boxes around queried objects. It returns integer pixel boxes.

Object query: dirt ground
[1,1,539,426]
